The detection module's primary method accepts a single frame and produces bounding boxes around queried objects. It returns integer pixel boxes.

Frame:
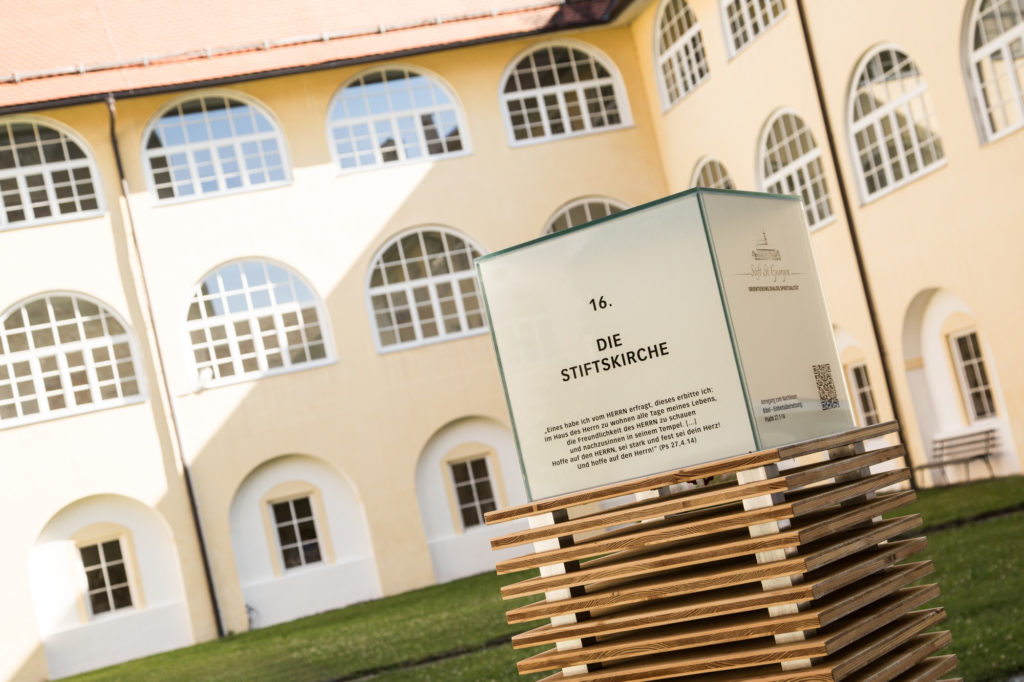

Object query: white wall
[29,494,194,679]
[228,454,381,627]
[415,416,529,582]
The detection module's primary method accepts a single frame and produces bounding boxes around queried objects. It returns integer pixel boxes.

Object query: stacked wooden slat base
[485,422,959,681]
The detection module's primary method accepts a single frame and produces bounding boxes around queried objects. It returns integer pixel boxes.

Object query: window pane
[502,46,625,141]
[761,113,833,229]
[0,121,100,228]
[545,198,627,234]
[147,97,287,200]
[0,295,139,426]
[656,0,709,106]
[368,230,487,350]
[450,456,495,529]
[330,68,465,170]
[851,47,944,198]
[187,261,327,383]
[272,501,292,523]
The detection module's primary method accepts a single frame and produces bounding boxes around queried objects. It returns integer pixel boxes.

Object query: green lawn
[66,476,1024,682]
[67,570,543,682]
[896,474,1024,528]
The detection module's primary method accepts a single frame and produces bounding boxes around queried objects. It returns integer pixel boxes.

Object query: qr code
[813,363,840,411]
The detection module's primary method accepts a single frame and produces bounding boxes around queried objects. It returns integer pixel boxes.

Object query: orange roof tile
[0,0,633,111]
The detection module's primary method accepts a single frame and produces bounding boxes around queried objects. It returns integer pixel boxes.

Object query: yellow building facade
[1,1,1021,678]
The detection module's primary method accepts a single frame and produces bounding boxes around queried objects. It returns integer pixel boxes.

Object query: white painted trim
[847,44,947,205]
[542,195,630,235]
[652,0,709,112]
[498,38,634,147]
[181,257,336,392]
[139,88,293,205]
[0,113,107,231]
[364,225,489,354]
[325,63,473,174]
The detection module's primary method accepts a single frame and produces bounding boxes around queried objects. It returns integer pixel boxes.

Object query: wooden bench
[914,428,997,487]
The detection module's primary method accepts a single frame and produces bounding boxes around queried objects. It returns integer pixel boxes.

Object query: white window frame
[78,537,135,619]
[142,91,290,204]
[499,39,633,147]
[846,362,879,427]
[950,330,997,422]
[449,456,497,530]
[849,45,946,204]
[966,0,1024,142]
[0,116,104,231]
[654,0,710,111]
[366,227,488,353]
[543,196,629,234]
[720,0,787,58]
[758,109,835,231]
[184,260,333,389]
[269,495,324,571]
[327,66,471,173]
[691,157,736,189]
[0,293,145,429]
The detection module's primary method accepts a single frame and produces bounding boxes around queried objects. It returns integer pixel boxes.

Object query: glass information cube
[476,188,853,501]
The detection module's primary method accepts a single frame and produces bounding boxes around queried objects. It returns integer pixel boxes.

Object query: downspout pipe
[793,2,914,487]
[105,93,227,635]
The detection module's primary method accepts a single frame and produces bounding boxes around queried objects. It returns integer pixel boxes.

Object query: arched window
[544,197,628,234]
[722,0,786,56]
[367,227,487,351]
[328,67,468,171]
[760,111,833,230]
[0,119,102,229]
[967,0,1024,140]
[501,43,630,144]
[144,94,288,200]
[0,294,142,426]
[655,0,709,108]
[186,261,329,385]
[850,46,945,201]
[692,158,736,189]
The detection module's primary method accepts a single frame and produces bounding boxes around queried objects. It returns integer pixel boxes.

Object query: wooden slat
[807,538,926,601]
[787,469,910,518]
[503,492,914,600]
[501,531,801,599]
[498,478,913,575]
[794,490,915,545]
[506,517,919,623]
[829,609,947,680]
[777,421,899,460]
[815,561,935,628]
[495,503,794,573]
[512,582,807,649]
[845,631,952,682]
[490,478,789,549]
[516,571,936,674]
[820,587,941,657]
[510,551,930,649]
[531,606,944,682]
[484,449,781,524]
[517,609,821,674]
[781,444,907,489]
[674,610,947,682]
[505,553,806,624]
[890,655,959,682]
[801,515,921,573]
